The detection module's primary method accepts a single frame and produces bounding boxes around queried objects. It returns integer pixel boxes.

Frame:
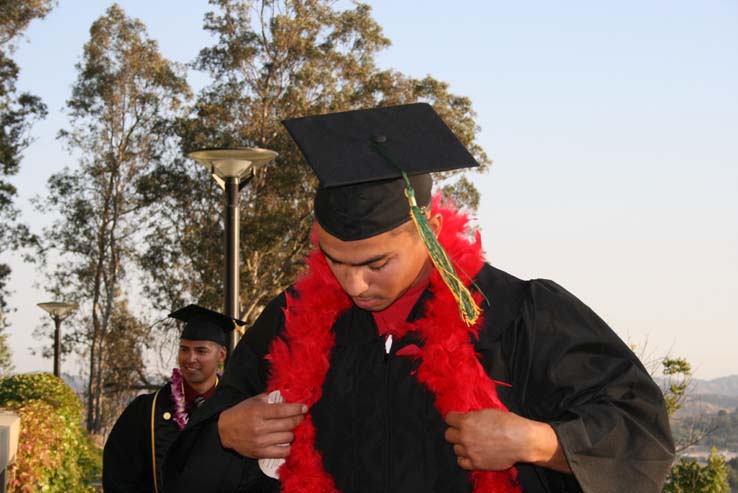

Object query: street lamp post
[37,302,78,377]
[186,148,278,358]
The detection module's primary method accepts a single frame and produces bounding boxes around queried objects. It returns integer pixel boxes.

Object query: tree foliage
[441,176,481,211]
[663,448,729,493]
[726,457,738,492]
[0,0,55,49]
[98,299,163,435]
[663,356,692,417]
[37,3,190,433]
[0,0,54,370]
[139,0,490,330]
[659,357,731,492]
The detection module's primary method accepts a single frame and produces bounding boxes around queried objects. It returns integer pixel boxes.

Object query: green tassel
[404,174,480,325]
[371,142,481,326]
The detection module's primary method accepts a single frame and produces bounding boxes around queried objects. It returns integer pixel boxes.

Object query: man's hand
[218,393,307,459]
[444,408,570,473]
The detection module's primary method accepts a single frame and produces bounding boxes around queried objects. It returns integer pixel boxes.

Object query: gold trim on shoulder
[150,389,162,493]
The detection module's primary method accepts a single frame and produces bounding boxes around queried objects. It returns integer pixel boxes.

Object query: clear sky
[3,0,737,379]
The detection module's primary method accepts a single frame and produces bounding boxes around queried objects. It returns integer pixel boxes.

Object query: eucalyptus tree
[38,4,190,432]
[0,0,55,372]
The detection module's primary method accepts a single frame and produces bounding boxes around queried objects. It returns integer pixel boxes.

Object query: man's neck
[186,374,217,395]
[373,274,430,337]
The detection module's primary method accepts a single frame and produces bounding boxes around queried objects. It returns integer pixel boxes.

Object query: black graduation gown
[163,264,675,493]
[104,383,180,493]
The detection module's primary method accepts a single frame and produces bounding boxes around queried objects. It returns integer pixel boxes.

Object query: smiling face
[317,214,441,311]
[177,339,226,391]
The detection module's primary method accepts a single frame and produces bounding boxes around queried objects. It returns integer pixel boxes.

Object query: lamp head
[187,148,278,180]
[37,302,78,318]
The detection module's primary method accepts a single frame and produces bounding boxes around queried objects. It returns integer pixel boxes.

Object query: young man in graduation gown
[163,104,675,493]
[103,305,243,493]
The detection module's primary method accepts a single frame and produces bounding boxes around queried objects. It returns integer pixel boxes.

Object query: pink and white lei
[170,367,188,430]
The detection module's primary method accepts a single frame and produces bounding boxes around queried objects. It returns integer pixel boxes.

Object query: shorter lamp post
[37,302,78,377]
[186,148,278,357]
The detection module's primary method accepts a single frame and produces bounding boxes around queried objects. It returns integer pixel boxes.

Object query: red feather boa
[267,197,521,493]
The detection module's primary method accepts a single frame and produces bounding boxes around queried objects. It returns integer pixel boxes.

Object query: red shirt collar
[182,378,218,410]
[372,278,430,337]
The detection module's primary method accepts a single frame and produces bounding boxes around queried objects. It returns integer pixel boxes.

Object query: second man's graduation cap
[282,102,483,325]
[169,305,245,346]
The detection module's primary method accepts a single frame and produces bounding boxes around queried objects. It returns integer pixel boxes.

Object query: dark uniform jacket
[163,265,675,492]
[104,383,180,493]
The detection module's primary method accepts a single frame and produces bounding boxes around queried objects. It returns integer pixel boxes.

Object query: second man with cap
[103,305,243,493]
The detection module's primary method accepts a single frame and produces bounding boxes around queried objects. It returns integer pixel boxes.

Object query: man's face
[177,339,226,387]
[317,214,441,311]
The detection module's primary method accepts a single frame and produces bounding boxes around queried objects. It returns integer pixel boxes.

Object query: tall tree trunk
[87,251,106,431]
[87,173,115,432]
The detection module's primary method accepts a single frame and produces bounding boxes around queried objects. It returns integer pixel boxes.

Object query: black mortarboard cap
[282,103,479,241]
[168,304,244,346]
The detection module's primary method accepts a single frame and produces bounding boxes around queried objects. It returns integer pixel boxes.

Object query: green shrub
[8,399,65,492]
[0,372,83,422]
[0,373,101,492]
[664,448,729,493]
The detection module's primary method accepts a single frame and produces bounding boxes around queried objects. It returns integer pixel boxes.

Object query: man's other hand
[444,408,571,473]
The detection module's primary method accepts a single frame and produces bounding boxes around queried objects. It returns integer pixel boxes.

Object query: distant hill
[691,375,738,397]
[676,394,738,418]
[654,374,738,418]
[661,373,738,458]
[653,373,738,398]
[672,403,738,453]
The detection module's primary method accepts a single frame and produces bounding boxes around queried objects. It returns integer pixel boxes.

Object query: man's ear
[218,345,227,364]
[427,212,443,237]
